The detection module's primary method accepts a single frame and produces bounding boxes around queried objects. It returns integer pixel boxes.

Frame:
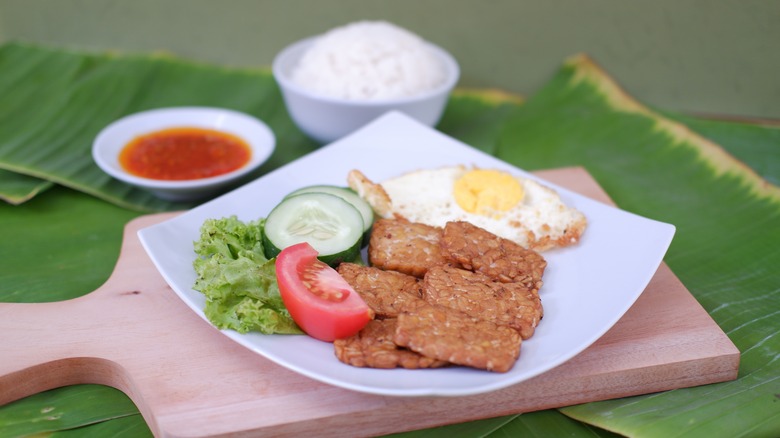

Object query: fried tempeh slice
[334,319,449,369]
[368,218,449,278]
[337,262,426,318]
[423,265,542,339]
[441,221,547,291]
[394,302,522,373]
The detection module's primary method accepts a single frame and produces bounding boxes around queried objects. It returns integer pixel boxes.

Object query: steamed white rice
[291,21,447,100]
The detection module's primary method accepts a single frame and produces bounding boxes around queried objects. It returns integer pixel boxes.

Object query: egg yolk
[454,169,524,218]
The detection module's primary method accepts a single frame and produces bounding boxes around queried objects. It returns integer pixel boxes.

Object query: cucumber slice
[263,192,364,266]
[285,185,374,234]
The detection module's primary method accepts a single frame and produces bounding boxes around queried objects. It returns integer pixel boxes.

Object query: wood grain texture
[0,167,739,437]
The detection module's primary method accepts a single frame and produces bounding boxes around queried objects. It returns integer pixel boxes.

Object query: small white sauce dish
[92,107,276,202]
[272,37,459,144]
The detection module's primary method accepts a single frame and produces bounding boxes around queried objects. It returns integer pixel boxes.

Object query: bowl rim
[272,36,460,106]
[92,106,276,191]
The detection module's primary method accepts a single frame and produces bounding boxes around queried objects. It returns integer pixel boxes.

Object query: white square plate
[138,111,675,396]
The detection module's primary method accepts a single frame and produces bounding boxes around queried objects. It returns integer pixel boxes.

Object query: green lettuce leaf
[192,216,302,334]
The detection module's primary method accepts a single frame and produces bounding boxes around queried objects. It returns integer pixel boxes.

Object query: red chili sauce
[119,127,252,180]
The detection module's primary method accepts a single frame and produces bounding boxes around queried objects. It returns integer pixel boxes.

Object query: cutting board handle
[0,213,179,406]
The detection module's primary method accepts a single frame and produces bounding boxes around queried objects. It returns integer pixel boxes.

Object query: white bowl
[92,107,275,202]
[272,36,460,144]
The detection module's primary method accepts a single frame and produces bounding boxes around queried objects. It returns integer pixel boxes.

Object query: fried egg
[348,165,587,251]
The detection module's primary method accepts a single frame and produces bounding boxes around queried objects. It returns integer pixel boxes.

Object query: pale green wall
[1,0,778,119]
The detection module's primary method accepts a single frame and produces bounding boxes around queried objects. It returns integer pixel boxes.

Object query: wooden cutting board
[0,167,739,437]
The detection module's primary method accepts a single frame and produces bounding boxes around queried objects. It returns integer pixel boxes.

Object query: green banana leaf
[0,385,139,436]
[494,54,780,437]
[0,169,51,204]
[0,43,80,204]
[1,44,778,437]
[661,111,780,187]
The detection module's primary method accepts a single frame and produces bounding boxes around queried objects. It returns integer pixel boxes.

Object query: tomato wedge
[275,242,373,342]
